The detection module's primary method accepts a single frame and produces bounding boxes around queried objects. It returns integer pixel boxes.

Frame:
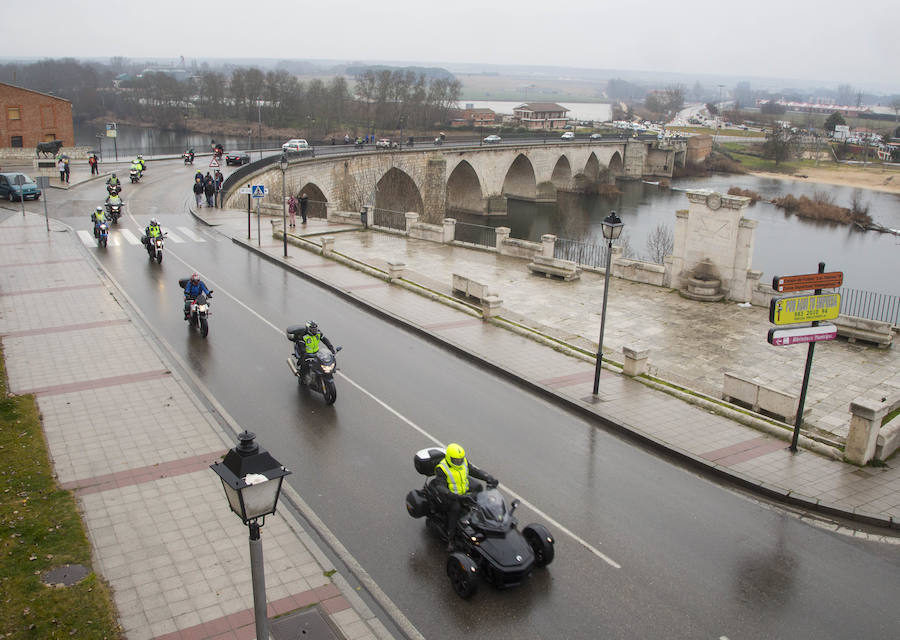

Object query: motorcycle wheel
[199,317,208,338]
[446,553,479,599]
[156,250,163,264]
[523,524,555,567]
[323,379,337,405]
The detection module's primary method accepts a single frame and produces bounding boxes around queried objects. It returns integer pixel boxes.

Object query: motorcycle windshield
[195,293,207,305]
[470,488,510,528]
[316,347,334,365]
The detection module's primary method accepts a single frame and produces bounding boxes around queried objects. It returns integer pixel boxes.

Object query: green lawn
[0,350,121,639]
[668,126,765,138]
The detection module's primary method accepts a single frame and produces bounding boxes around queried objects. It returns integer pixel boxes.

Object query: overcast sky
[4,0,898,90]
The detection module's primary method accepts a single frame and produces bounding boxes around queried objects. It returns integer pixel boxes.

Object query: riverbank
[748,164,900,195]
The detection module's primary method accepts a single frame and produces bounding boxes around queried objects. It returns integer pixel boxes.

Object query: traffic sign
[772,272,843,292]
[209,158,220,168]
[238,187,252,195]
[767,324,837,346]
[769,293,841,325]
[251,185,268,198]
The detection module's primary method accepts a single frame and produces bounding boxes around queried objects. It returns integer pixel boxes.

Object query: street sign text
[769,293,841,325]
[772,272,843,292]
[767,324,837,346]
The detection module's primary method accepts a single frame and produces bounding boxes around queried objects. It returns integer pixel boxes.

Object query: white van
[282,139,314,156]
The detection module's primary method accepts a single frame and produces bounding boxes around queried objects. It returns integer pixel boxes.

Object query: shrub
[727,187,763,202]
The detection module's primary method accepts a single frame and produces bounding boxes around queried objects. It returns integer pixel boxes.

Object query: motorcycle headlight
[321,362,335,373]
[155,239,163,247]
[197,304,208,312]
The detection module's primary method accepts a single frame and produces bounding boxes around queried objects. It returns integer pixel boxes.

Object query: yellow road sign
[769,293,841,325]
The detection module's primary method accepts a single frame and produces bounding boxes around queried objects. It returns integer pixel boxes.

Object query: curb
[192,207,898,532]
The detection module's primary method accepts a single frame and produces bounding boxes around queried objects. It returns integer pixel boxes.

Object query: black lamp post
[210,431,291,640]
[280,152,289,257]
[592,211,624,395]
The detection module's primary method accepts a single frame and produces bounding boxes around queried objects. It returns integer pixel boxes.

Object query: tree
[762,126,798,166]
[644,225,673,264]
[824,111,846,132]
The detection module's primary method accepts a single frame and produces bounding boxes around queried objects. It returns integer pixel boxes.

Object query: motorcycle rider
[90,206,106,237]
[107,173,120,188]
[433,443,498,550]
[137,155,146,173]
[294,321,336,380]
[183,273,211,320]
[130,158,143,179]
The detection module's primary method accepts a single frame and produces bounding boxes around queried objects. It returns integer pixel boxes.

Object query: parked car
[0,172,41,201]
[561,131,575,140]
[282,139,315,156]
[225,151,250,166]
[483,134,502,144]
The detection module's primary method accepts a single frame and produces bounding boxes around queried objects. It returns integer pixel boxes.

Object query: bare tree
[644,224,673,264]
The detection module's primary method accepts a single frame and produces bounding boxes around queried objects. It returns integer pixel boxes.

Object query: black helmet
[306,320,318,333]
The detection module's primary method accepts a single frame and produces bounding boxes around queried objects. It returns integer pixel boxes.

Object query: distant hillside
[341,64,455,80]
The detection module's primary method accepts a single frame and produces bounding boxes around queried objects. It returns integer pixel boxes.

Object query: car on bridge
[590,133,603,140]
[483,134,502,144]
[282,139,315,157]
[225,151,250,166]
[561,131,575,140]
[375,138,397,149]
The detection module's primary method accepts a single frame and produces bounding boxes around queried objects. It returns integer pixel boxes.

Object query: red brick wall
[0,83,75,150]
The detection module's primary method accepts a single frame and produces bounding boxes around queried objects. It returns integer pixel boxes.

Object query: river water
[461,175,900,297]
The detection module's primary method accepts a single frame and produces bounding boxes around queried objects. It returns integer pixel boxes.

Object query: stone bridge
[223,138,686,223]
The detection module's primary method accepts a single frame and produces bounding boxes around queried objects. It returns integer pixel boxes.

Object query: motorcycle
[285,325,341,405]
[93,220,109,248]
[106,183,122,196]
[178,279,212,337]
[129,168,141,183]
[433,137,443,146]
[183,152,194,165]
[105,201,124,224]
[405,447,555,599]
[354,139,364,149]
[141,232,166,263]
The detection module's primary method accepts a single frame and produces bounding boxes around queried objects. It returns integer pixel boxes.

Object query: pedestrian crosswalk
[78,226,210,247]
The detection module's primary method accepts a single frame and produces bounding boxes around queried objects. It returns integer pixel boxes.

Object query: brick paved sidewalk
[197,208,900,531]
[0,213,392,640]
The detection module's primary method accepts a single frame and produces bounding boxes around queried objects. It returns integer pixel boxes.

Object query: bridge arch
[375,167,424,214]
[296,182,328,219]
[502,154,537,200]
[550,156,573,190]
[446,160,484,213]
[607,151,623,179]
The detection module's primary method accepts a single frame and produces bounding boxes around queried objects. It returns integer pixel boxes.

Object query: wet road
[34,161,900,639]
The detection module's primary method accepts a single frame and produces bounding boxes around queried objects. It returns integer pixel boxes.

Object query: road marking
[76,230,94,246]
[120,229,141,245]
[165,230,185,243]
[177,227,206,242]
[163,251,622,571]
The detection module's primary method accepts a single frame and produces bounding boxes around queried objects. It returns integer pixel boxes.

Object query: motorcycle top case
[177,278,189,289]
[285,325,306,342]
[414,447,446,476]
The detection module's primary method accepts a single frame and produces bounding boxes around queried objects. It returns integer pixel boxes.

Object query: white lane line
[165,231,185,243]
[177,226,206,242]
[107,236,120,246]
[76,230,94,246]
[164,250,621,570]
[120,229,141,245]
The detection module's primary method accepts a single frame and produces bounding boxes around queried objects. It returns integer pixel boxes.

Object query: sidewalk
[0,213,394,639]
[197,207,900,532]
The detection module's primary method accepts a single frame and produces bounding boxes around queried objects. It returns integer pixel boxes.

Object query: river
[459,175,900,297]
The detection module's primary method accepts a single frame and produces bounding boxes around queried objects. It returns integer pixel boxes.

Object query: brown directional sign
[772,272,843,292]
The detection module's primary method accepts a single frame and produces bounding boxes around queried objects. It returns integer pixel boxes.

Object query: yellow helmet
[445,443,466,468]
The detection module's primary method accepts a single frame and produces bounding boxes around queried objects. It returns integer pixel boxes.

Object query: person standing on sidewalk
[299,192,309,224]
[63,158,70,183]
[88,154,98,175]
[193,177,204,207]
[287,195,297,228]
[58,158,66,182]
[204,177,215,207]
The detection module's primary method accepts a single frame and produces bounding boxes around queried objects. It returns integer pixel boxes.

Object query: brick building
[512,103,569,130]
[1,82,74,150]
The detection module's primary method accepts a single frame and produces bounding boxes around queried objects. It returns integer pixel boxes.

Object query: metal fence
[838,287,900,327]
[454,222,497,248]
[371,208,407,231]
[553,237,610,269]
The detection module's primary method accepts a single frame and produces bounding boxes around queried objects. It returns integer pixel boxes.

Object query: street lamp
[257,98,263,161]
[210,431,291,640]
[592,211,624,395]
[280,152,289,257]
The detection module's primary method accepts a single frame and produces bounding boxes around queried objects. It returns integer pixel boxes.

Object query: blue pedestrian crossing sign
[251,185,268,198]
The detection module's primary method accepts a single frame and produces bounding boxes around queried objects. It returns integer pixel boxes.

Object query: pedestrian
[299,192,308,224]
[63,158,70,183]
[204,178,215,207]
[88,154,97,175]
[193,177,204,207]
[287,195,297,228]
[58,158,65,182]
[331,136,335,145]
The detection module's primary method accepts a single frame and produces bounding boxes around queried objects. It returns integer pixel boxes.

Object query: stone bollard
[387,261,406,283]
[541,234,556,258]
[405,211,419,234]
[442,218,456,243]
[845,397,889,465]
[622,346,649,377]
[482,294,503,319]
[495,227,510,253]
[321,236,335,257]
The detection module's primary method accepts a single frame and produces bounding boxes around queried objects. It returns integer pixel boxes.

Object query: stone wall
[686,135,713,165]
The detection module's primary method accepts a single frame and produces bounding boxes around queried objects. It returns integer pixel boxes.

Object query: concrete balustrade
[845,394,900,465]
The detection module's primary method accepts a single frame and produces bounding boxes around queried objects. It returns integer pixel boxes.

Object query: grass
[0,349,121,639]
[668,126,765,138]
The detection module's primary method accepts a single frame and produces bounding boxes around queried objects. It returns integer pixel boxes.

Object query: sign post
[35,176,50,231]
[14,174,26,216]
[769,263,842,452]
[250,185,267,247]
[106,123,118,161]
